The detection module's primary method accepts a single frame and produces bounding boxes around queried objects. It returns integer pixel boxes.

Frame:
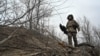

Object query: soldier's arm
[77,24,80,31]
[74,21,80,31]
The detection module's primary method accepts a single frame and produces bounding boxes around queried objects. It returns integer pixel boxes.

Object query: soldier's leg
[68,33,72,46]
[72,33,78,47]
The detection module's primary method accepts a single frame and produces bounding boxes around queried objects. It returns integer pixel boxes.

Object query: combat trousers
[68,32,78,47]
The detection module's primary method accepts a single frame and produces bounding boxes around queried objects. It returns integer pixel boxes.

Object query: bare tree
[0,0,52,32]
[0,0,8,24]
[81,17,93,44]
[81,17,100,44]
[19,0,52,30]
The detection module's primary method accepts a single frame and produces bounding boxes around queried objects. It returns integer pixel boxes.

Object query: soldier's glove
[59,24,68,34]
[78,28,80,32]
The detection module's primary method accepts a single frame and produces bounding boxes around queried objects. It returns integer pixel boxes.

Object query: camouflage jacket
[66,20,80,33]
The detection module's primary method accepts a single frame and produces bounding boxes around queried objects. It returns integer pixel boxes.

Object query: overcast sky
[48,0,100,25]
[46,0,100,41]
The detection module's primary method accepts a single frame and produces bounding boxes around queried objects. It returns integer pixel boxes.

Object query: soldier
[66,14,80,47]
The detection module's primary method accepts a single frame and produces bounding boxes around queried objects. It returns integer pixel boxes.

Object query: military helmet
[67,14,73,20]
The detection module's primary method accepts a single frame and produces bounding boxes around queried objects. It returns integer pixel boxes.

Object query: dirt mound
[0,26,51,49]
[0,26,98,56]
[0,26,66,56]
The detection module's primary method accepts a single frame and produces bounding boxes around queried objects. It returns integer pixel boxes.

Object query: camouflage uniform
[66,19,80,47]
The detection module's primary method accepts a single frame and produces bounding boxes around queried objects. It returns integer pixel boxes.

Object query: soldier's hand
[78,29,80,32]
